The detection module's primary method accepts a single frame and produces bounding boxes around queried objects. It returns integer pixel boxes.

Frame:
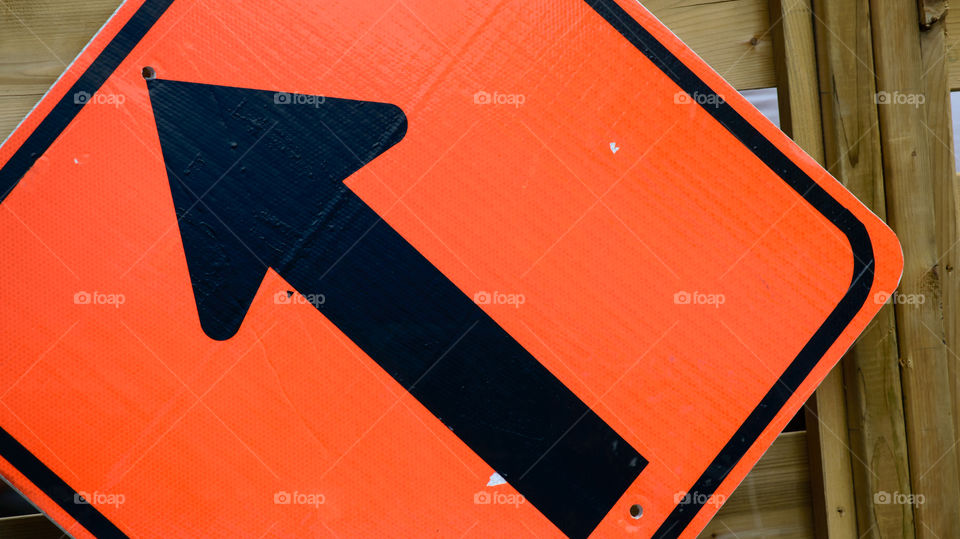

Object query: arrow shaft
[279,197,644,538]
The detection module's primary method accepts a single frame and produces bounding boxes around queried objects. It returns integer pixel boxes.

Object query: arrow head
[147,79,407,340]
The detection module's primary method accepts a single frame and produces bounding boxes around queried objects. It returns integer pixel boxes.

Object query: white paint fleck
[487,472,506,487]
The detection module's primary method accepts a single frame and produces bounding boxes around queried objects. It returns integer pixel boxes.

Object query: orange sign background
[0,0,901,537]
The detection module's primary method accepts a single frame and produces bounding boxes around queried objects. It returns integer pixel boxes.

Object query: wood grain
[644,0,777,90]
[699,432,815,539]
[871,0,960,536]
[920,3,960,518]
[0,0,123,140]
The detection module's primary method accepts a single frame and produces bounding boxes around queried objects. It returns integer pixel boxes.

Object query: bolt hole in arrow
[146,79,645,538]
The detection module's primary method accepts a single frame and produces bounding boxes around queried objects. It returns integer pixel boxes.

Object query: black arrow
[147,79,645,538]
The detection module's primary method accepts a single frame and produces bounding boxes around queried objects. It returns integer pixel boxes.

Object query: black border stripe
[0,1,877,538]
[0,0,174,537]
[0,0,175,200]
[582,1,874,537]
[0,427,124,538]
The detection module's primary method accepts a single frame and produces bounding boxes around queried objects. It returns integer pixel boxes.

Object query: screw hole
[629,504,643,519]
[142,66,156,80]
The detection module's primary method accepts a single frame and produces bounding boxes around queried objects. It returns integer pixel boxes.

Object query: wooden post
[917,0,960,487]
[768,1,858,537]
[769,0,825,161]
[810,0,916,536]
[870,0,960,535]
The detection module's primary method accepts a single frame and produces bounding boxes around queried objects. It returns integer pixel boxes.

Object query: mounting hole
[629,504,643,519]
[141,66,156,80]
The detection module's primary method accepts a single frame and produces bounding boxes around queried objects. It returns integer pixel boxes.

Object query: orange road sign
[0,1,902,537]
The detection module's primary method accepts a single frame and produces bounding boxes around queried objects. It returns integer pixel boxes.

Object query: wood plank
[919,0,960,506]
[0,0,123,96]
[645,0,777,90]
[0,0,778,96]
[0,434,818,537]
[769,0,823,161]
[0,95,44,142]
[810,0,916,537]
[0,440,818,534]
[0,0,783,142]
[768,1,857,537]
[0,0,122,140]
[870,0,960,536]
[0,515,63,538]
[699,432,814,539]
